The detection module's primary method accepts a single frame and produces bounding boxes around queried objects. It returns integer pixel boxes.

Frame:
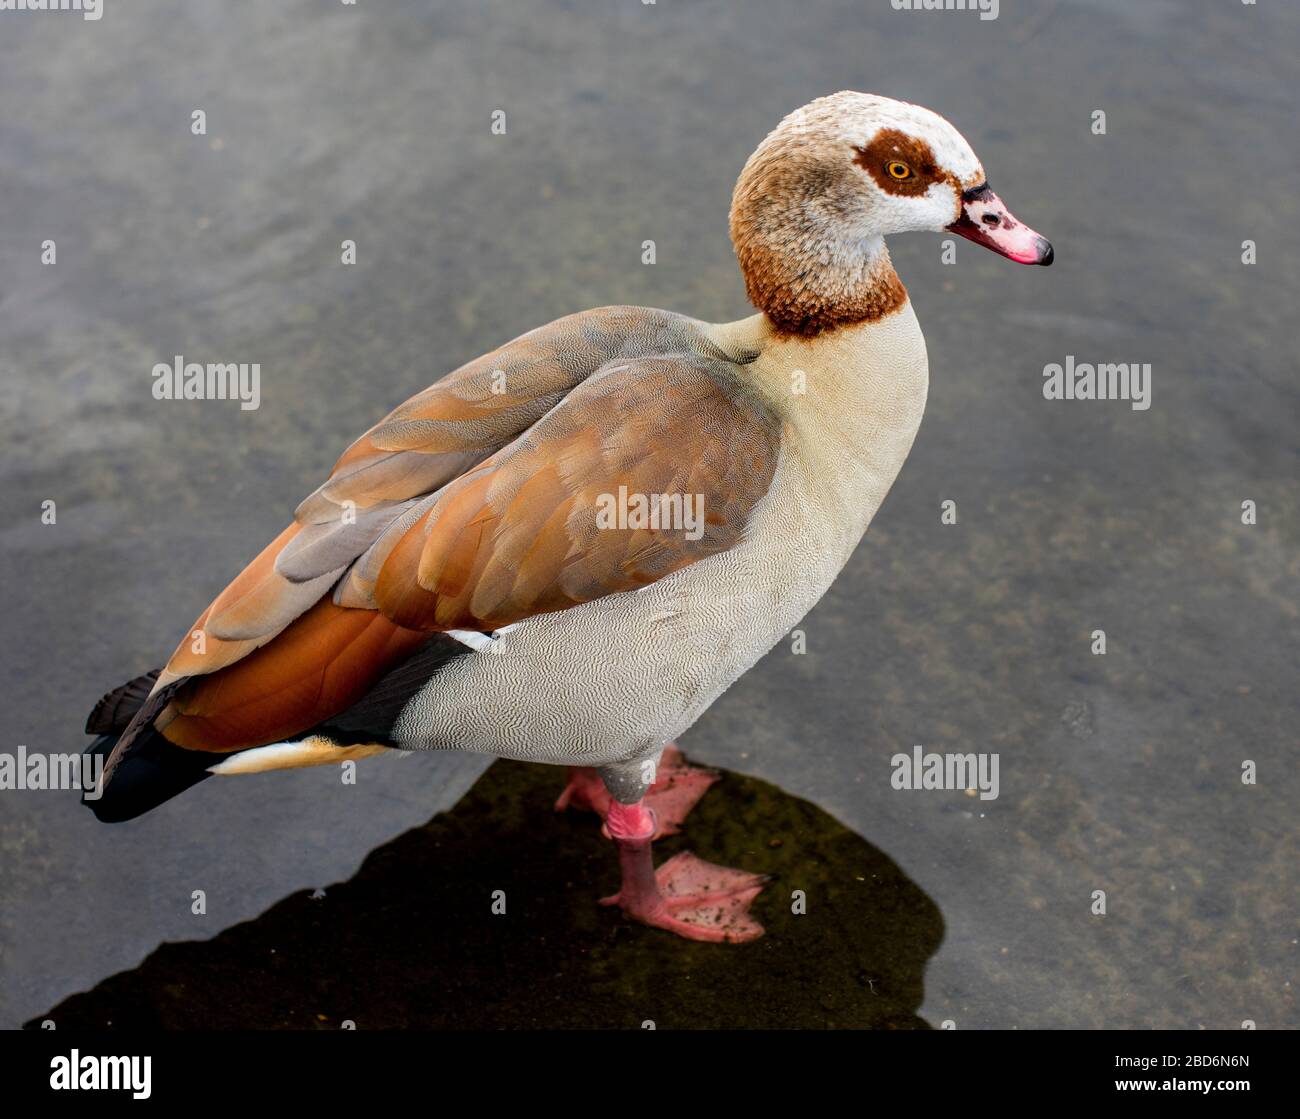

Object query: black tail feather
[85,669,162,735]
[82,728,217,823]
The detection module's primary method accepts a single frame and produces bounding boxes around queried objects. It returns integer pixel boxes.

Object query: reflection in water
[32,756,943,1029]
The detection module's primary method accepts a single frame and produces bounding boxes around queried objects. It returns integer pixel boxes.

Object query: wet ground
[32,758,940,1030]
[1,2,1296,1029]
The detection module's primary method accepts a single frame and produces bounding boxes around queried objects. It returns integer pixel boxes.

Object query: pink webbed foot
[552,765,609,816]
[554,744,719,838]
[600,800,768,944]
[601,850,768,944]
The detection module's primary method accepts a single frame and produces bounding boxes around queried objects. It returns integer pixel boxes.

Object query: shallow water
[32,757,942,1030]
[1,1,1296,1029]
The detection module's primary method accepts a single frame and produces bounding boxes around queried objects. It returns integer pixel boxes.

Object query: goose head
[730,91,1052,335]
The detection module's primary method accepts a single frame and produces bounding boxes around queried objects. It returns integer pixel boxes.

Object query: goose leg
[593,760,767,944]
[554,743,719,837]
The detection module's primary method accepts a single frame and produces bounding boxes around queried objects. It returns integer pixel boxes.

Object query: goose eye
[886,161,912,180]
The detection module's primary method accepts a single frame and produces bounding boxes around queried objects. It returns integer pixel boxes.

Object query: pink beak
[946,183,1053,265]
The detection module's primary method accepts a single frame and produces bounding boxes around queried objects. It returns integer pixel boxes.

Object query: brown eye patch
[853,128,953,197]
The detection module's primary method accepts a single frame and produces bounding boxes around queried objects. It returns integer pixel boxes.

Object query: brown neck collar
[732,230,907,338]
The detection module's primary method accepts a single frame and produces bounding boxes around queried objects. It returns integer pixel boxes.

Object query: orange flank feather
[159,598,429,753]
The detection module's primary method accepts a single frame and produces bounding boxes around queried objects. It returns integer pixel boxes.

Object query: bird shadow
[30,756,944,1029]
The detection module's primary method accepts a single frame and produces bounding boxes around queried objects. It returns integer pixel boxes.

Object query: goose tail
[81,726,215,823]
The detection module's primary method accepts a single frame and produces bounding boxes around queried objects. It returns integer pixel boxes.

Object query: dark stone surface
[1,1,1295,1028]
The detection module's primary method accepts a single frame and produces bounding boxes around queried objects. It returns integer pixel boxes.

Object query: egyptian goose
[84,92,1051,943]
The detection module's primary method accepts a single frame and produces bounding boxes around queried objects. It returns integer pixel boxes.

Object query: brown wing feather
[164,524,336,677]
[373,355,781,632]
